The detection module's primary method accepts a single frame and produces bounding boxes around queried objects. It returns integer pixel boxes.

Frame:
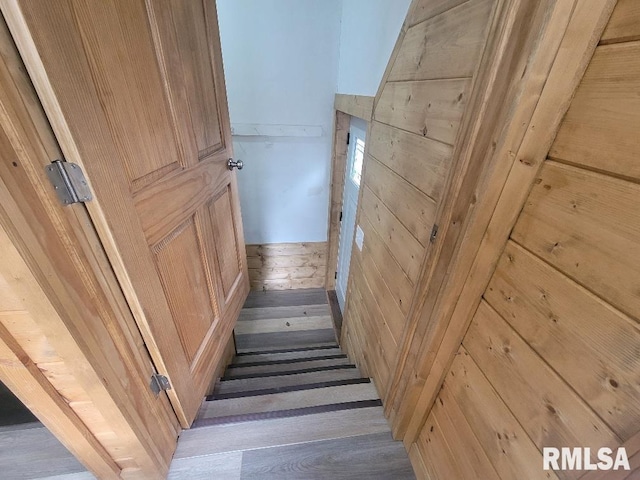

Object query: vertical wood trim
[0,303,120,479]
[325,110,350,290]
[399,0,617,447]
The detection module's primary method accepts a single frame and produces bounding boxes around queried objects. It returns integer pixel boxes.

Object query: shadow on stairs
[170,288,415,479]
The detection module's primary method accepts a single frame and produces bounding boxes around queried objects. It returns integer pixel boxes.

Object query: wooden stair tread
[238,304,331,321]
[224,357,352,378]
[235,329,337,351]
[234,315,334,336]
[242,288,327,309]
[199,382,379,420]
[194,399,383,427]
[175,406,390,458]
[239,431,415,480]
[214,367,362,395]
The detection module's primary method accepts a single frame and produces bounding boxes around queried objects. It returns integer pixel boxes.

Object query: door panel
[148,0,226,162]
[73,0,183,191]
[4,0,249,426]
[153,218,216,365]
[208,187,243,299]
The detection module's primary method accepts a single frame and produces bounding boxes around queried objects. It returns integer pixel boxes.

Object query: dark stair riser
[193,399,383,428]
[235,344,339,356]
[229,353,347,369]
[222,364,357,381]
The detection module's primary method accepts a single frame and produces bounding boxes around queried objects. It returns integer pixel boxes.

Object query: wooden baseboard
[246,242,327,291]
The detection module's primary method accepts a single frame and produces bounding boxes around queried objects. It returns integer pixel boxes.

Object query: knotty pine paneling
[549,41,640,180]
[341,0,495,410]
[247,242,326,291]
[389,0,494,82]
[406,4,640,478]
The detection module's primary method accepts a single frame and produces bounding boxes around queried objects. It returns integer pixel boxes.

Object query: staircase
[170,289,415,479]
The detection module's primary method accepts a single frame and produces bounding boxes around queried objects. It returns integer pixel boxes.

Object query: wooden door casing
[2,0,249,426]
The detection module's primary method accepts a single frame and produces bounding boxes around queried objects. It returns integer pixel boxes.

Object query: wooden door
[2,0,249,426]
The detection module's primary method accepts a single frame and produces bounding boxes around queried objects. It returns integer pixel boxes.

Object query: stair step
[236,329,337,351]
[222,363,356,381]
[239,304,331,321]
[235,342,338,355]
[233,347,343,364]
[230,352,347,369]
[199,382,379,420]
[242,288,327,309]
[208,377,372,400]
[175,406,390,458]
[238,432,415,480]
[194,399,383,427]
[235,314,333,336]
[215,367,361,395]
[224,357,351,378]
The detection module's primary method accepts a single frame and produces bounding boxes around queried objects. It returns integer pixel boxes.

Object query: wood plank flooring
[172,288,415,479]
[0,424,90,479]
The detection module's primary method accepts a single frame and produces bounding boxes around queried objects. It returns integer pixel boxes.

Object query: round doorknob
[228,159,243,171]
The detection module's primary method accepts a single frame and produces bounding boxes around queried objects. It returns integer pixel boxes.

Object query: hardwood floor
[172,288,415,479]
[0,424,91,479]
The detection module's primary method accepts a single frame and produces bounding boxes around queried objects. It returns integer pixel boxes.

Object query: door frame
[335,117,366,311]
[325,94,374,294]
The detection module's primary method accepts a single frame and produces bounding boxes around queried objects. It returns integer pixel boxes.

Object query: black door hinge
[339,211,343,222]
[430,224,439,243]
[346,132,350,145]
[335,271,338,280]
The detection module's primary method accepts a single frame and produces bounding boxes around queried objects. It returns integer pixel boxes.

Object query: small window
[351,137,365,186]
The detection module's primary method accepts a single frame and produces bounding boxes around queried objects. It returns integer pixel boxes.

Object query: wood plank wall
[409,2,640,478]
[340,0,496,402]
[247,242,327,291]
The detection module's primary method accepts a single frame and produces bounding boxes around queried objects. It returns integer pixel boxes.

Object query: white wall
[217,0,342,244]
[337,0,412,95]
[216,0,409,245]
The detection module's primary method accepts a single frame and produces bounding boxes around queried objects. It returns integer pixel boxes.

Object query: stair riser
[229,353,347,369]
[235,343,338,356]
[233,349,343,365]
[223,363,356,381]
[216,367,361,395]
[210,377,372,400]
